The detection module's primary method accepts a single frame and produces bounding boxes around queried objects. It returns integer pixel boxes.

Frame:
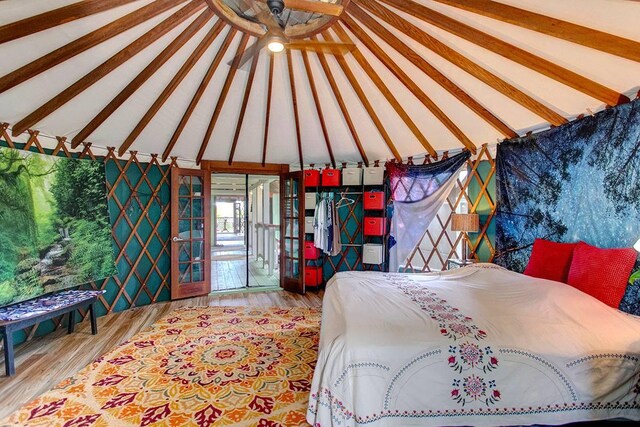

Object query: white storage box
[305,192,317,210]
[363,166,385,186]
[363,243,384,264]
[304,216,315,234]
[342,168,362,186]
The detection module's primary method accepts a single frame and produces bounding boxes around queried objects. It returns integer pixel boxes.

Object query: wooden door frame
[170,168,211,300]
[280,171,305,294]
[202,161,293,290]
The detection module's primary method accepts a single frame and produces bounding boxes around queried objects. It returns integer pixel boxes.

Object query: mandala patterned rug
[3,306,320,427]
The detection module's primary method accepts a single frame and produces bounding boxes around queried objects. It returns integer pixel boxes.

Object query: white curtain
[388,153,469,272]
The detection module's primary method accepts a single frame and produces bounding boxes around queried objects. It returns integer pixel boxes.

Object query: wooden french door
[171,168,211,300]
[280,171,305,294]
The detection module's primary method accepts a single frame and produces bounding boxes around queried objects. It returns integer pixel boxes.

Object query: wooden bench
[0,289,104,376]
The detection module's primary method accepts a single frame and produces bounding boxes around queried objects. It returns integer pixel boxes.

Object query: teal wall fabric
[1,141,171,346]
[468,160,496,263]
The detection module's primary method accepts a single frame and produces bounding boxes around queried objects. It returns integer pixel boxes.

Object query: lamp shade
[634,238,640,252]
[451,213,480,232]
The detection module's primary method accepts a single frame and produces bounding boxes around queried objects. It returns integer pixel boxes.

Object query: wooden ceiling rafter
[118,19,226,156]
[311,34,369,166]
[0,0,141,45]
[432,0,640,63]
[349,2,517,139]
[329,24,437,157]
[228,49,261,164]
[341,14,477,154]
[162,27,238,162]
[195,32,251,164]
[355,0,567,127]
[378,0,630,106]
[300,48,337,168]
[285,49,304,167]
[71,8,214,148]
[0,0,193,95]
[12,1,206,138]
[261,53,274,166]
[316,31,401,162]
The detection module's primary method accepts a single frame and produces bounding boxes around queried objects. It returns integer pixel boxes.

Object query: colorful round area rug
[3,306,321,427]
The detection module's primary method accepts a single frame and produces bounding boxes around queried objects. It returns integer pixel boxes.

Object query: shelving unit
[303,167,388,287]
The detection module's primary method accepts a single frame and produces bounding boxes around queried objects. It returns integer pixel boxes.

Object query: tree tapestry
[495,99,640,313]
[0,147,117,307]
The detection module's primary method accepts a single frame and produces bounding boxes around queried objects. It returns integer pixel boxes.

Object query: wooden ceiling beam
[322,41,402,161]
[377,0,630,106]
[341,14,477,154]
[162,28,237,162]
[195,33,250,164]
[311,35,369,166]
[0,0,191,95]
[228,49,261,164]
[71,8,213,148]
[356,0,566,127]
[432,0,640,63]
[285,50,304,167]
[13,1,205,137]
[0,0,141,45]
[330,24,437,157]
[349,3,517,139]
[118,20,225,156]
[261,54,274,166]
[300,49,337,168]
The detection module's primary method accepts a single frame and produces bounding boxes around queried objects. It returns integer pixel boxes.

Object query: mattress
[307,264,640,426]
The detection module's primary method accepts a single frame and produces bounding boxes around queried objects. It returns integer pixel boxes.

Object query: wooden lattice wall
[403,145,496,272]
[0,125,175,345]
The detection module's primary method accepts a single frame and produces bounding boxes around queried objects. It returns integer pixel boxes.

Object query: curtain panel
[387,152,470,271]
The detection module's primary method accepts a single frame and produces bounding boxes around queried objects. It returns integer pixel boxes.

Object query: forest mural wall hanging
[0,146,116,307]
[495,99,640,309]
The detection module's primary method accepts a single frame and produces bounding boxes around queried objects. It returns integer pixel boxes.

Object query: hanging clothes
[313,197,329,252]
[329,199,341,256]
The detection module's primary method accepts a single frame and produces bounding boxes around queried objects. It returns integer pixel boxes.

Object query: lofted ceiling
[0,0,638,167]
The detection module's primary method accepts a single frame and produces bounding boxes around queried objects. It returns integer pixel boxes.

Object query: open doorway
[211,174,280,291]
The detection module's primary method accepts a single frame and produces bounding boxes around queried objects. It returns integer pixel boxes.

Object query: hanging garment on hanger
[314,196,329,252]
[329,198,341,257]
[326,198,334,255]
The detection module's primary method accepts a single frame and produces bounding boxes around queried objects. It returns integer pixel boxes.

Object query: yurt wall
[0,133,173,345]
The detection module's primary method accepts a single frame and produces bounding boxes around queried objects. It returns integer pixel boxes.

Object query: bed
[307,264,640,426]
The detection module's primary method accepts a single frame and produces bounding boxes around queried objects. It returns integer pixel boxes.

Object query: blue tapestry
[495,99,640,313]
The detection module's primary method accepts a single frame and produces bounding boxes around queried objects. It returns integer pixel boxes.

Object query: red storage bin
[305,266,323,287]
[304,241,321,260]
[304,169,320,187]
[364,191,385,210]
[364,217,386,236]
[321,169,341,187]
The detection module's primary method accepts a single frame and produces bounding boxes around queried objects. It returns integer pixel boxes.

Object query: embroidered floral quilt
[307,265,640,426]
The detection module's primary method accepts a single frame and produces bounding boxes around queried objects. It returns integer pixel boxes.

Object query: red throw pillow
[567,241,638,308]
[524,239,578,283]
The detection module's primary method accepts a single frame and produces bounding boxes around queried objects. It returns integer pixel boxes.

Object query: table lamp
[451,213,480,261]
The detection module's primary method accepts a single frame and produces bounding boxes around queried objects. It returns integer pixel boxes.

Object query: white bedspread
[307,264,640,426]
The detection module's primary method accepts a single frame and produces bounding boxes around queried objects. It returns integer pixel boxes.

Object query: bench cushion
[0,290,104,324]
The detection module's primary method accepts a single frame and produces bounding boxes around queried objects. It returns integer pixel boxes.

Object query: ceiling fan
[230,0,355,69]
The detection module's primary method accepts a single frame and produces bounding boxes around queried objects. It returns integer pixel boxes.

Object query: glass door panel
[171,168,210,300]
[280,171,304,294]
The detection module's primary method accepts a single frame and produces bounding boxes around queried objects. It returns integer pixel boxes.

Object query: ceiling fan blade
[284,0,343,16]
[251,2,286,35]
[255,0,343,16]
[228,38,265,70]
[285,40,355,55]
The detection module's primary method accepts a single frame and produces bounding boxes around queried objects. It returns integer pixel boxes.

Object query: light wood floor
[212,252,280,290]
[0,289,323,420]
